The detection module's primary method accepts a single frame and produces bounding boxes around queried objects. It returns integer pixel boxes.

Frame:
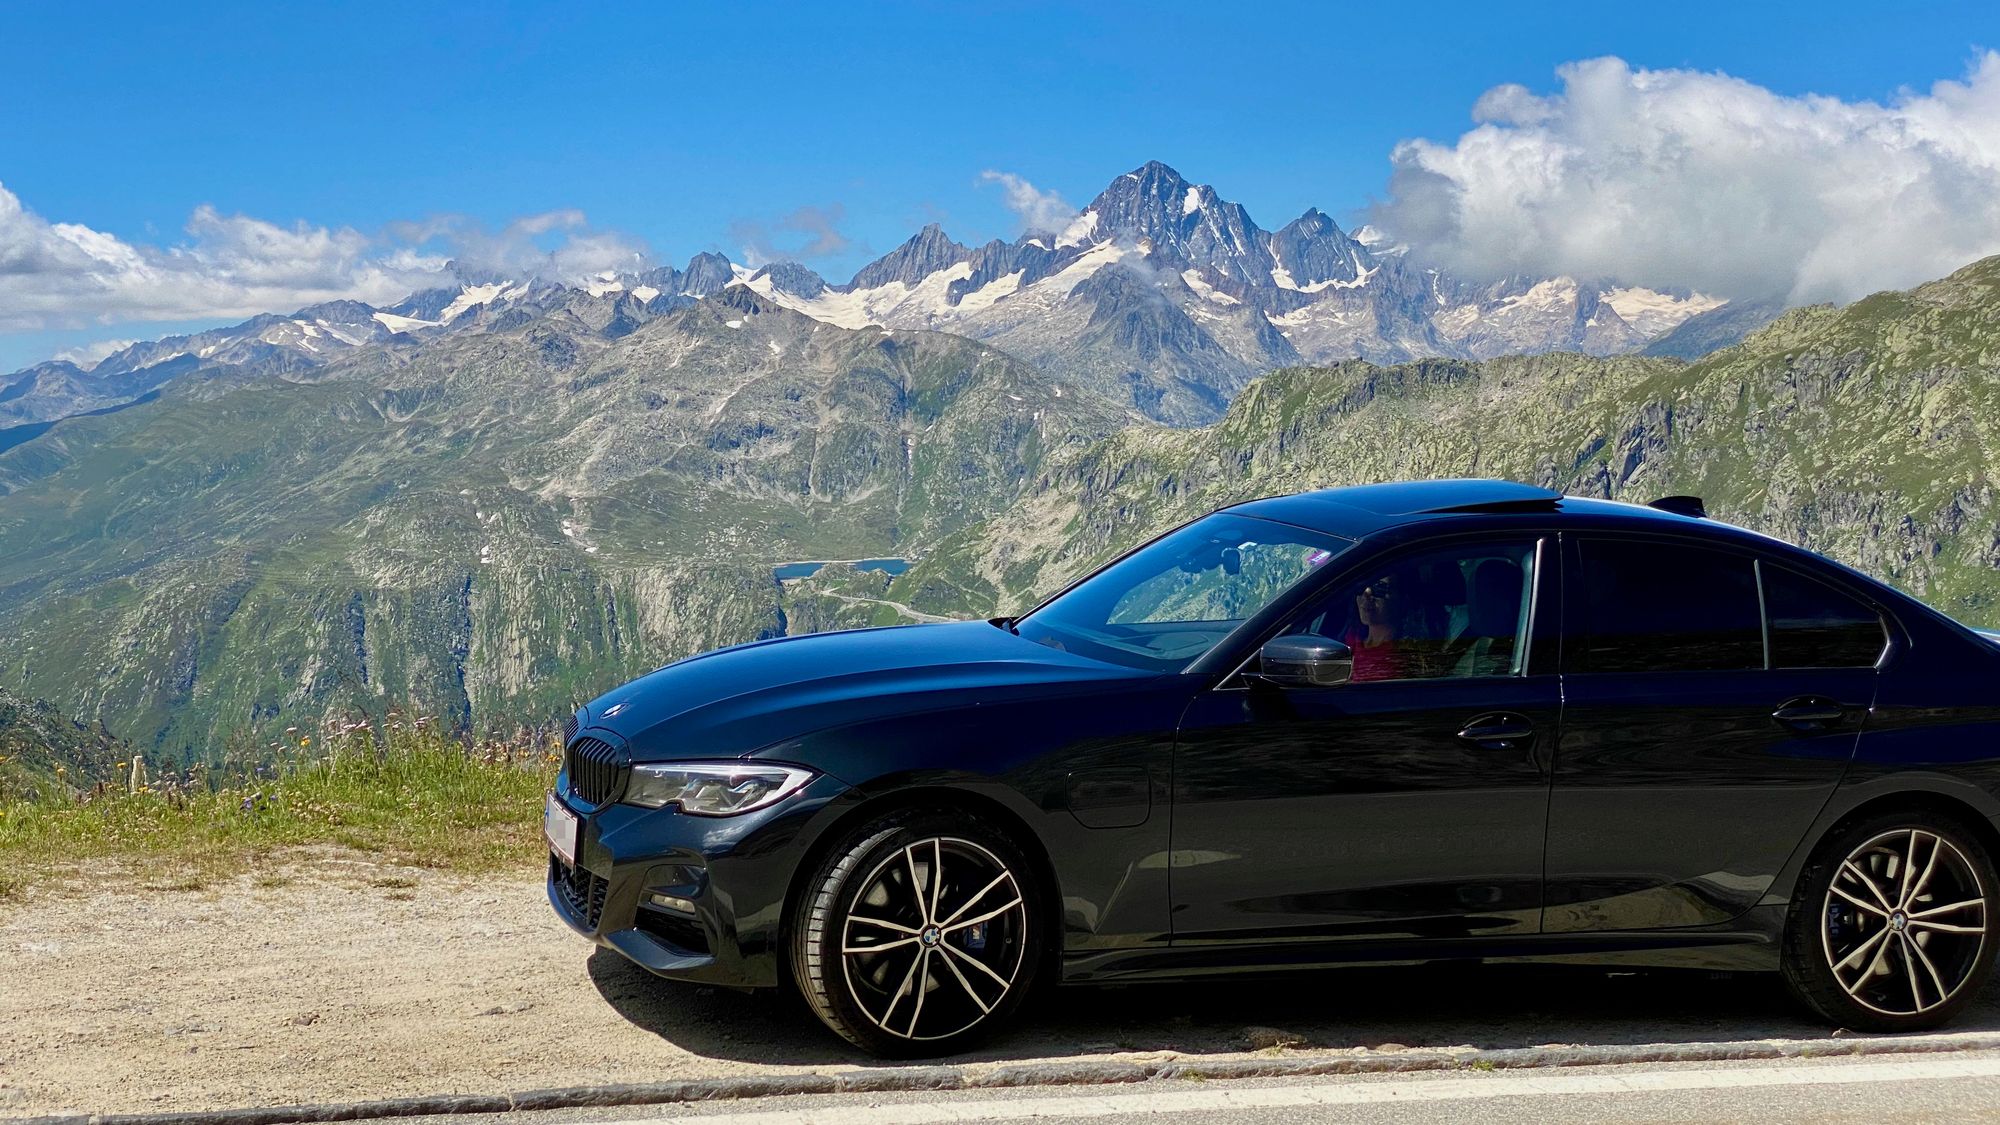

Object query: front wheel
[1783,810,1996,1032]
[790,808,1043,1056]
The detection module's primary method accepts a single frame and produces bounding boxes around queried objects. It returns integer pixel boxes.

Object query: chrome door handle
[1458,713,1534,751]
[1773,698,1849,731]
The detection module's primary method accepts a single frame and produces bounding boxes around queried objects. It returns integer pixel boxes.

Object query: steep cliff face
[893,257,2000,630]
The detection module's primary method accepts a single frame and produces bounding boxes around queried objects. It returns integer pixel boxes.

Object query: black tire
[789,807,1045,1057]
[1782,807,1997,1032]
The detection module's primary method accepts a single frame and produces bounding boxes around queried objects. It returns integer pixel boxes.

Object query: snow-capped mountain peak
[8,161,1751,434]
[846,223,970,291]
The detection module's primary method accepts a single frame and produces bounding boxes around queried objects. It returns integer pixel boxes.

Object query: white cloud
[52,338,138,369]
[0,184,652,333]
[727,204,855,268]
[397,209,649,282]
[1373,54,2000,303]
[978,171,1078,237]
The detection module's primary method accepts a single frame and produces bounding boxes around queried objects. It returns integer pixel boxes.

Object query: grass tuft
[0,721,559,896]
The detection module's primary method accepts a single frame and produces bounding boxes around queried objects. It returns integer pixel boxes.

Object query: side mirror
[1253,635,1353,688]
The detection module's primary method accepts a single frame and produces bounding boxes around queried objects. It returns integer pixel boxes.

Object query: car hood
[1977,628,2000,648]
[580,620,1160,762]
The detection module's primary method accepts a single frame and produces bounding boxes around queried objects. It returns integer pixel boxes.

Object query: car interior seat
[1453,558,1525,677]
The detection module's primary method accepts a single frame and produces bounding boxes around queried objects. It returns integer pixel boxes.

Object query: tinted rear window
[1761,563,1887,668]
[1579,539,1764,673]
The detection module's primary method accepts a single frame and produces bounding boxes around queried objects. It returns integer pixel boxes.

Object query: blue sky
[3,0,1998,370]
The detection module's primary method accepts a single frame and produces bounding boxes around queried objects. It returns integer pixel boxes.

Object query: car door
[1169,534,1560,944]
[1544,535,1885,932]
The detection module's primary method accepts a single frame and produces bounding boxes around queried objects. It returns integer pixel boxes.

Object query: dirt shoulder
[5,856,1998,1117]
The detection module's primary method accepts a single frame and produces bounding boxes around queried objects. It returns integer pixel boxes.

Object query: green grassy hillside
[894,257,2000,628]
[0,291,1134,763]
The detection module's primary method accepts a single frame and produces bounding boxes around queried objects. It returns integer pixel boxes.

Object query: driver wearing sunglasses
[1342,571,1425,682]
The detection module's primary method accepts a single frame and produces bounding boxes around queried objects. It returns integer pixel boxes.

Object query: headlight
[622,761,815,816]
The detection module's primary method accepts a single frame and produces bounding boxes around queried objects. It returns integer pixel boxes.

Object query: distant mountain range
[890,256,2000,631]
[3,161,1770,433]
[20,161,1987,771]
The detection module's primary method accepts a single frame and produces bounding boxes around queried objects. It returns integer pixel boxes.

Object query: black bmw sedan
[545,479,2000,1056]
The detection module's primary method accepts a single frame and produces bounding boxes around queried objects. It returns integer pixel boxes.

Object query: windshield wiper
[989,615,1020,634]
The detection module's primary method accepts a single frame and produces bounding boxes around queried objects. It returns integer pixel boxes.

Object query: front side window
[1283,540,1540,682]
[1761,563,1887,668]
[1579,538,1763,673]
[1013,514,1350,672]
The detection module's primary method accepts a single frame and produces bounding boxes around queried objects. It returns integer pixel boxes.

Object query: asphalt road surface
[395,1050,2000,1124]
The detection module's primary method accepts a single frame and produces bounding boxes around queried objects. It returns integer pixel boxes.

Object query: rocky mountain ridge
[730,161,1733,422]
[885,255,2000,630]
[6,162,1750,433]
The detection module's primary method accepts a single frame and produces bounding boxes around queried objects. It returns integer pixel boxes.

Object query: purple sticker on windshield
[1306,549,1332,567]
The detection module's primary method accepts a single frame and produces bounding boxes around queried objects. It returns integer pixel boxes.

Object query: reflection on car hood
[1977,628,2000,648]
[582,620,1157,761]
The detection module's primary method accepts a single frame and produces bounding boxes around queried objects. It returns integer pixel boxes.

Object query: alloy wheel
[838,836,1028,1042]
[1821,827,1990,1016]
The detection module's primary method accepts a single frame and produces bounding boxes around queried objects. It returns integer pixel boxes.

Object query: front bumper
[544,773,852,988]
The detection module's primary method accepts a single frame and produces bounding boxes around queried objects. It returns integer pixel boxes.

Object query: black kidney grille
[565,736,629,806]
[561,711,580,746]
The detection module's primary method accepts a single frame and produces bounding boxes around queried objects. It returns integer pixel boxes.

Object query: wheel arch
[1773,779,2000,909]
[1817,790,2000,866]
[777,783,1065,978]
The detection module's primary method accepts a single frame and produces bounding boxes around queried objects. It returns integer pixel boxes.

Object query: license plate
[544,791,580,865]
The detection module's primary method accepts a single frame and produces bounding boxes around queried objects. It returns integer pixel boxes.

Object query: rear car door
[1170,534,1560,944]
[1545,535,1887,932]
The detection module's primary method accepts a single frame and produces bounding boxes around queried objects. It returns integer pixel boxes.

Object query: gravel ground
[5,856,1998,1117]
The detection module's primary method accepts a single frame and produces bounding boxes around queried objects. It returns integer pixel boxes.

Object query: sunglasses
[1356,581,1399,599]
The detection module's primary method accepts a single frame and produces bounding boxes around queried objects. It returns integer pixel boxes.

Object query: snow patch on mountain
[1181,269,1240,305]
[1602,286,1727,339]
[1056,210,1099,249]
[733,260,978,330]
[440,282,516,323]
[374,311,439,333]
[1054,241,1137,292]
[956,270,1024,315]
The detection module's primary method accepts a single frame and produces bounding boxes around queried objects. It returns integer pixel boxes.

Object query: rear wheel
[1783,809,1996,1031]
[790,808,1043,1056]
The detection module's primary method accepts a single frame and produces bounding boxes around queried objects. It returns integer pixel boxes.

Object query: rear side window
[1579,539,1763,673]
[1761,564,1887,668]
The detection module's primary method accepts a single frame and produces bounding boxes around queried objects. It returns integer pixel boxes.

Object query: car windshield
[1012,513,1352,672]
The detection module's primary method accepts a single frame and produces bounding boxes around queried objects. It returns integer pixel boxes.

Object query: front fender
[755,679,1194,953]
